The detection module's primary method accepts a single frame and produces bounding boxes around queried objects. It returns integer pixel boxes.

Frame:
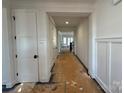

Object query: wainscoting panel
[95,37,122,93]
[110,42,122,93]
[96,42,108,88]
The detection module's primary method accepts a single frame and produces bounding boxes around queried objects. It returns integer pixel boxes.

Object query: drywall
[47,16,58,72]
[95,0,122,38]
[88,13,96,78]
[76,18,89,68]
[37,11,50,82]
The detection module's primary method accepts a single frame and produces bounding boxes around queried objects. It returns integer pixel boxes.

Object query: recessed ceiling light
[65,21,69,24]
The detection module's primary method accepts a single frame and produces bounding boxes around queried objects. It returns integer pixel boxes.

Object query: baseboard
[2,80,19,89]
[88,71,96,79]
[51,63,55,72]
[92,78,106,93]
[2,83,20,91]
[6,80,18,88]
[75,54,107,93]
[75,55,88,73]
[95,76,110,93]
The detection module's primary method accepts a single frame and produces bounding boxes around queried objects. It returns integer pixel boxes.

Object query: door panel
[15,10,38,82]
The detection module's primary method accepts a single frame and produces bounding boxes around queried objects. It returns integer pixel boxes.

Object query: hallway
[3,52,104,93]
[2,0,122,92]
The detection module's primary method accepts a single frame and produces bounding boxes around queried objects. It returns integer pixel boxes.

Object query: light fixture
[65,21,69,24]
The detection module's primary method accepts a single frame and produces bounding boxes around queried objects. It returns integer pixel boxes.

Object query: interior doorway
[58,31,74,52]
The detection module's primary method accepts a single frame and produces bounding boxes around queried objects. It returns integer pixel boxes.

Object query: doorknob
[34,55,38,59]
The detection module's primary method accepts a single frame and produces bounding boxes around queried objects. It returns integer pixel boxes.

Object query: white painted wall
[94,0,122,93]
[88,13,96,78]
[36,11,50,82]
[47,16,58,73]
[76,18,89,68]
[95,0,122,38]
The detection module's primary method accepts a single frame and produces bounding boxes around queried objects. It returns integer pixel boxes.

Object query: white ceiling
[49,12,90,27]
[12,0,96,4]
[60,32,74,36]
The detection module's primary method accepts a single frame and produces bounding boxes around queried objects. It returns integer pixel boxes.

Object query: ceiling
[49,12,90,27]
[60,32,74,36]
[12,0,96,4]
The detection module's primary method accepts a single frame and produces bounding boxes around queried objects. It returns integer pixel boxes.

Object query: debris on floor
[51,85,58,91]
[2,52,105,93]
[79,87,83,91]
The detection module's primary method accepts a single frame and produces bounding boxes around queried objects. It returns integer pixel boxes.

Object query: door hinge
[13,16,15,21]
[14,36,16,40]
[16,73,18,76]
[15,54,17,58]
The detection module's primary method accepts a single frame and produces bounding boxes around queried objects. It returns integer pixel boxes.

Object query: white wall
[76,18,89,68]
[88,13,96,78]
[94,0,122,93]
[36,11,50,82]
[95,0,122,38]
[47,16,58,73]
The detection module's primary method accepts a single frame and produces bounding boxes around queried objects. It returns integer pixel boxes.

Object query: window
[70,37,73,42]
[68,38,71,46]
[63,37,66,44]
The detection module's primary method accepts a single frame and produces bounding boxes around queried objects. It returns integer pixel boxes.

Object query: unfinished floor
[3,52,105,93]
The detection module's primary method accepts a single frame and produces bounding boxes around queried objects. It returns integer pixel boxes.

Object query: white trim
[96,37,122,42]
[95,36,122,40]
[88,71,96,79]
[108,42,112,90]
[40,72,51,82]
[95,76,110,93]
[6,80,17,88]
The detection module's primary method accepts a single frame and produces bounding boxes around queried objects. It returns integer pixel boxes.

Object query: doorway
[59,31,74,52]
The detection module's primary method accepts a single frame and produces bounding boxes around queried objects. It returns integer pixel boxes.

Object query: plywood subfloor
[3,52,105,93]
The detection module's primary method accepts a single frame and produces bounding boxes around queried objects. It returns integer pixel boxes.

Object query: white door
[14,10,38,82]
